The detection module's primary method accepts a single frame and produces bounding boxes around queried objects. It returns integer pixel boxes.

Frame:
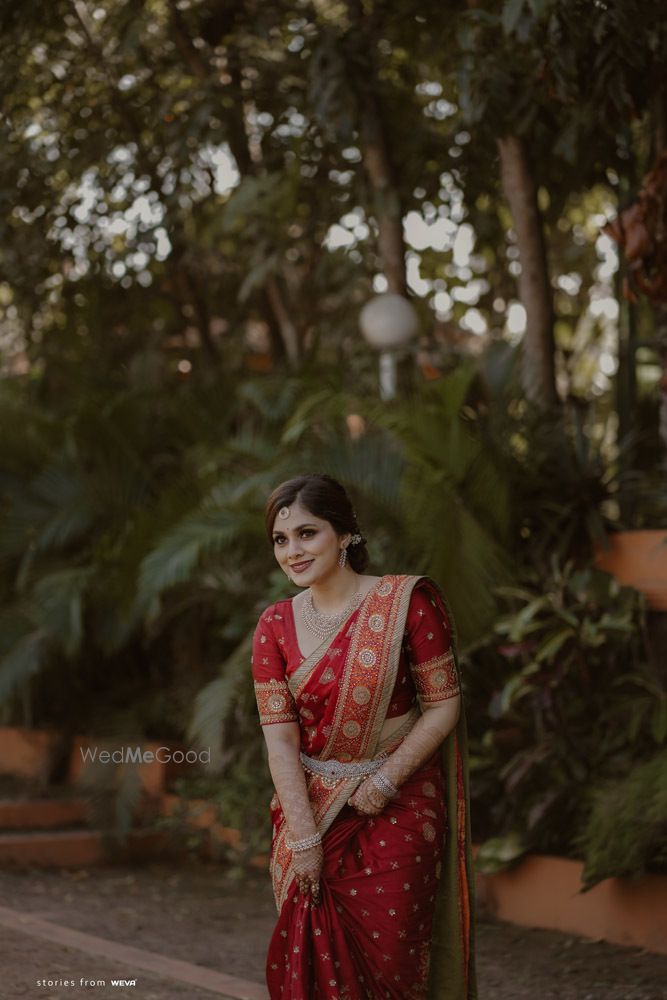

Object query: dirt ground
[1,862,665,1000]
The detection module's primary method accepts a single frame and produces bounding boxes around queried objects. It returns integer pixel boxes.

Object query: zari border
[271,575,429,911]
[286,576,387,700]
[321,574,419,761]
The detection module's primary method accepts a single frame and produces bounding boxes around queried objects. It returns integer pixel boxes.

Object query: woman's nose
[286,538,303,557]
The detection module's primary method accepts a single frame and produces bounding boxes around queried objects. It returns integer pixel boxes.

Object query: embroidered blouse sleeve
[405,585,460,704]
[251,607,298,726]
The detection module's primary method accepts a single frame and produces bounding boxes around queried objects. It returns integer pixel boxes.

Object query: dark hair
[265,474,370,573]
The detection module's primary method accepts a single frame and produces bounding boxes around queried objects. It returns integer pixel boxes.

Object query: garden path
[1,863,665,1000]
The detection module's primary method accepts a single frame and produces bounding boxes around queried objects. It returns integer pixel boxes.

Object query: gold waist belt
[299,752,386,781]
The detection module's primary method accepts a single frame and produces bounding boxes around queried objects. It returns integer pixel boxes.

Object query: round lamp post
[359,293,419,400]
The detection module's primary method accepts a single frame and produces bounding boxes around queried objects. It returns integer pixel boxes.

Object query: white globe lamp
[359,293,419,399]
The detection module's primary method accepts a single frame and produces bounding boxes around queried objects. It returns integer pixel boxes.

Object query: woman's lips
[290,560,314,573]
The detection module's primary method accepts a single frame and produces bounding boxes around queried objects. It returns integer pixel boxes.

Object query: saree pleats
[267,752,446,999]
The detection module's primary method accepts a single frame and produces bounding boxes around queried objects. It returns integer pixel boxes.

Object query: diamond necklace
[301,582,364,640]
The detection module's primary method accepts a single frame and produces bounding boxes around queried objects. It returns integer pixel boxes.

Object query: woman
[251,473,477,1000]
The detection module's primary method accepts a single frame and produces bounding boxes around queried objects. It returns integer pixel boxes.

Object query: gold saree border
[285,575,387,700]
[271,574,425,911]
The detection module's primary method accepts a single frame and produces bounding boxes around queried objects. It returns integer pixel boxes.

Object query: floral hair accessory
[278,506,290,519]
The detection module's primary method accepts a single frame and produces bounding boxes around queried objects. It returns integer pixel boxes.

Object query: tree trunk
[165,1,302,368]
[497,133,558,407]
[361,133,407,295]
[347,0,407,296]
[265,277,301,369]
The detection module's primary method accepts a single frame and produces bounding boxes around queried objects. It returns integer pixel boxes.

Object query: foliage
[575,750,667,888]
[1,0,666,883]
[469,560,666,875]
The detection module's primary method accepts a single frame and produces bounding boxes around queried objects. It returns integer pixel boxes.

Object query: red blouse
[251,581,459,733]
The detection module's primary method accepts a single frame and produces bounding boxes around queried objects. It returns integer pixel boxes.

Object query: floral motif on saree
[254,677,299,725]
[410,650,459,703]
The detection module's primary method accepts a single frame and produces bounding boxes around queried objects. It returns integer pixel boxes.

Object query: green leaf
[0,631,48,704]
[508,597,549,641]
[502,0,526,35]
[535,627,574,663]
[137,509,257,610]
[32,567,93,658]
[475,831,527,874]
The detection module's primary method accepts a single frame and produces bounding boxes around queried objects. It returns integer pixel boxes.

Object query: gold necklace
[301,582,363,640]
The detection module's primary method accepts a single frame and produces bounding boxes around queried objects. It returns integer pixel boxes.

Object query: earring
[338,547,348,568]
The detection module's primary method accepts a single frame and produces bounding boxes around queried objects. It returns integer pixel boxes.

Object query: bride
[251,473,477,999]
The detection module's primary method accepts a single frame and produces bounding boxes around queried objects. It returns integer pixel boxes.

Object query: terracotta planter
[0,727,63,783]
[475,852,667,955]
[160,794,267,869]
[595,530,667,610]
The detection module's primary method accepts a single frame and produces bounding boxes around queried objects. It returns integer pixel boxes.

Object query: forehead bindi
[272,508,324,535]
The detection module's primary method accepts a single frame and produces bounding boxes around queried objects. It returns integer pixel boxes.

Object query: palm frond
[137,508,259,610]
[187,632,256,771]
[0,630,49,704]
[31,567,93,657]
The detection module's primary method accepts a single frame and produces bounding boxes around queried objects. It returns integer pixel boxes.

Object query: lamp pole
[359,294,419,400]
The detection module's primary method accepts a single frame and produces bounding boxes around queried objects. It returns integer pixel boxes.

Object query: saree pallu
[264,574,477,1000]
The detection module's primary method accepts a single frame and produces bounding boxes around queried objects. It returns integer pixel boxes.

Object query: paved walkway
[0,904,266,999]
[2,864,666,1000]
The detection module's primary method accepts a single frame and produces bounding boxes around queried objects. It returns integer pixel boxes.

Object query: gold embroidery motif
[254,678,298,725]
[352,685,371,705]
[411,650,459,703]
[358,647,377,667]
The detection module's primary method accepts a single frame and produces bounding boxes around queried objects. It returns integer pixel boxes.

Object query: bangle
[287,831,322,853]
[371,771,400,799]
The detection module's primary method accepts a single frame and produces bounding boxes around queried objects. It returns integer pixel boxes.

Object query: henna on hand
[347,777,390,816]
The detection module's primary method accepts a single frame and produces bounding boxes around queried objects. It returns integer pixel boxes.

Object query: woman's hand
[347,776,390,817]
[291,843,323,906]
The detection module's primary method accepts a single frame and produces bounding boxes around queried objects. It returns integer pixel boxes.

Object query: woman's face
[271,500,349,586]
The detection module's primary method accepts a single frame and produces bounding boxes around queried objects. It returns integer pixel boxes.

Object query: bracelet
[371,771,400,799]
[287,831,322,853]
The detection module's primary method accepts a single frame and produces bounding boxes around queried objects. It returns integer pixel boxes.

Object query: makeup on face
[272,508,340,581]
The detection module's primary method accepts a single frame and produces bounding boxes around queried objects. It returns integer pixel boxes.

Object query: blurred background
[0,0,666,954]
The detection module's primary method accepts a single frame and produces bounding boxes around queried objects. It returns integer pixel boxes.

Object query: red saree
[252,574,477,1000]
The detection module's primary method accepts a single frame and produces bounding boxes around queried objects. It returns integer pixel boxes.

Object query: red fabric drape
[251,576,468,999]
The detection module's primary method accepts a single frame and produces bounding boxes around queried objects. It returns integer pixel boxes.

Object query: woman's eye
[274,530,315,545]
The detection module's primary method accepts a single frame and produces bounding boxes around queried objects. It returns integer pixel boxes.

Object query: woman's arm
[262,721,318,840]
[348,697,460,815]
[251,608,323,901]
[262,722,323,901]
[349,583,461,816]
